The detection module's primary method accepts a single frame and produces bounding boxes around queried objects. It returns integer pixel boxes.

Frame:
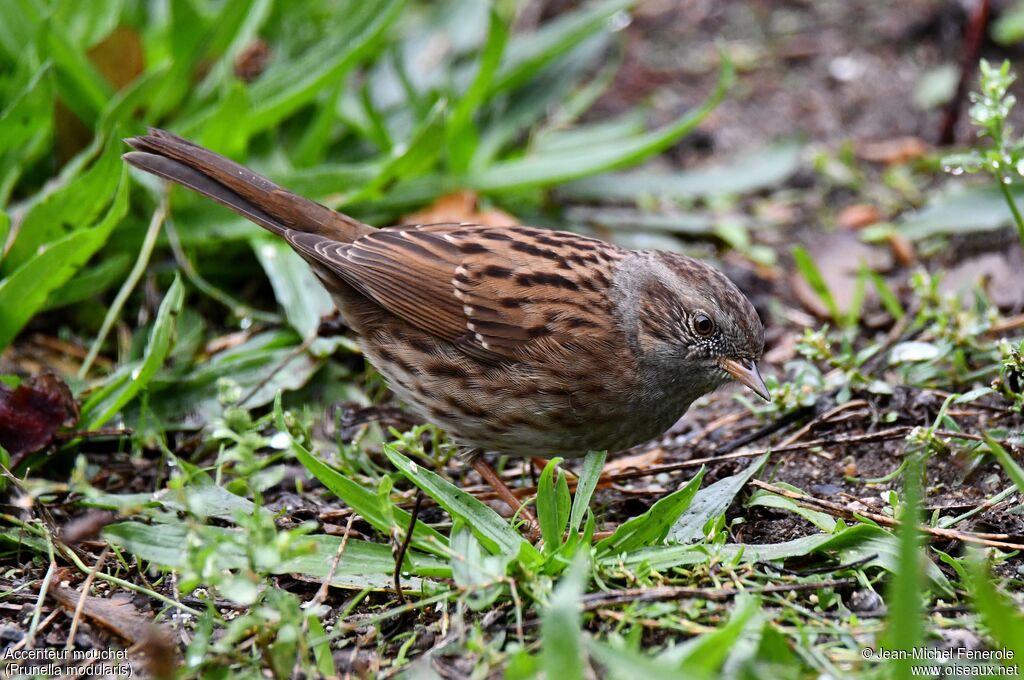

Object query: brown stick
[938,0,991,145]
[582,578,856,609]
[471,457,540,541]
[750,479,1024,551]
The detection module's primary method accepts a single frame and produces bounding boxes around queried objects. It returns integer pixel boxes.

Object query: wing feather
[288,224,624,362]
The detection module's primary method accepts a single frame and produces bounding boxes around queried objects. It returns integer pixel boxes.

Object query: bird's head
[615,251,769,402]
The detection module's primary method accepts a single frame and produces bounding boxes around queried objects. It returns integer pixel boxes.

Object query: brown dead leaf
[886,233,915,266]
[0,373,79,467]
[57,26,145,163]
[48,573,178,676]
[856,136,929,165]
[790,231,892,320]
[403,191,520,226]
[837,204,883,230]
[940,246,1024,310]
[601,447,664,477]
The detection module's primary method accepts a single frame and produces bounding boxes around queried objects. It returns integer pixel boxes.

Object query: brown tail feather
[123,129,373,243]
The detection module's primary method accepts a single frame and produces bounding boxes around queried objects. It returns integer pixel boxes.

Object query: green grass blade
[541,555,589,680]
[0,211,8,265]
[3,137,123,273]
[494,0,632,94]
[384,445,541,563]
[343,100,446,205]
[307,616,337,677]
[984,431,1024,494]
[966,550,1024,662]
[868,270,905,320]
[289,437,448,557]
[596,467,705,555]
[668,593,760,672]
[470,54,733,192]
[246,0,404,133]
[792,245,840,322]
[668,453,767,543]
[537,457,567,554]
[43,18,114,125]
[80,276,185,429]
[881,456,925,680]
[569,450,606,534]
[0,165,129,351]
[0,63,53,159]
[447,8,509,174]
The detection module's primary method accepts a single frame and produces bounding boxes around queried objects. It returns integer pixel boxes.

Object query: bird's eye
[692,312,715,336]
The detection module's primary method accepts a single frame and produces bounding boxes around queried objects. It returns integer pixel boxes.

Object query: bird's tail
[123,129,373,243]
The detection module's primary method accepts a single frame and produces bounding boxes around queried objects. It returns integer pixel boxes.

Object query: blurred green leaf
[792,245,840,322]
[42,252,130,310]
[103,521,447,589]
[446,8,508,174]
[899,184,1024,240]
[494,0,631,94]
[307,616,336,678]
[246,0,404,134]
[881,458,925,680]
[0,165,129,350]
[868,270,905,321]
[0,0,43,61]
[984,431,1024,495]
[663,594,760,674]
[80,275,185,429]
[343,100,446,204]
[251,238,355,356]
[473,33,613,170]
[562,142,803,203]
[199,80,252,157]
[4,136,123,272]
[966,550,1024,662]
[44,18,114,125]
[470,54,733,192]
[97,65,167,134]
[0,211,8,264]
[993,1,1024,45]
[541,555,589,680]
[147,0,210,118]
[0,63,54,159]
[534,110,646,156]
[589,644,688,680]
[53,0,124,48]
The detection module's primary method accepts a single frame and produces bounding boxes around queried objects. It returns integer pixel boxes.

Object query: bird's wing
[289,224,624,362]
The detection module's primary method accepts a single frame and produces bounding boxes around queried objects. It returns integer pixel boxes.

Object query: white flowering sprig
[942,59,1024,253]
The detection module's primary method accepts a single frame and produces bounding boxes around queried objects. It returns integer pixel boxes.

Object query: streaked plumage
[124,129,767,459]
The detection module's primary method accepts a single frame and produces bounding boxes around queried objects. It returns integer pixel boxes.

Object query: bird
[123,129,769,522]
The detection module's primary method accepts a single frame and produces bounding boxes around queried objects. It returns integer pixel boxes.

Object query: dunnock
[124,130,768,516]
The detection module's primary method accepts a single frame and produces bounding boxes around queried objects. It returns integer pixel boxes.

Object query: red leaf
[0,373,79,465]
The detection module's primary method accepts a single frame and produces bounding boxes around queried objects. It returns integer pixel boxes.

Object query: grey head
[613,250,768,403]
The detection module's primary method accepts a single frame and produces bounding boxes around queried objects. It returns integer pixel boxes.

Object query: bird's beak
[720,358,771,401]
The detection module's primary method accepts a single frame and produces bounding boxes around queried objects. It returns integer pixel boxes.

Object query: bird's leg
[470,455,540,541]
